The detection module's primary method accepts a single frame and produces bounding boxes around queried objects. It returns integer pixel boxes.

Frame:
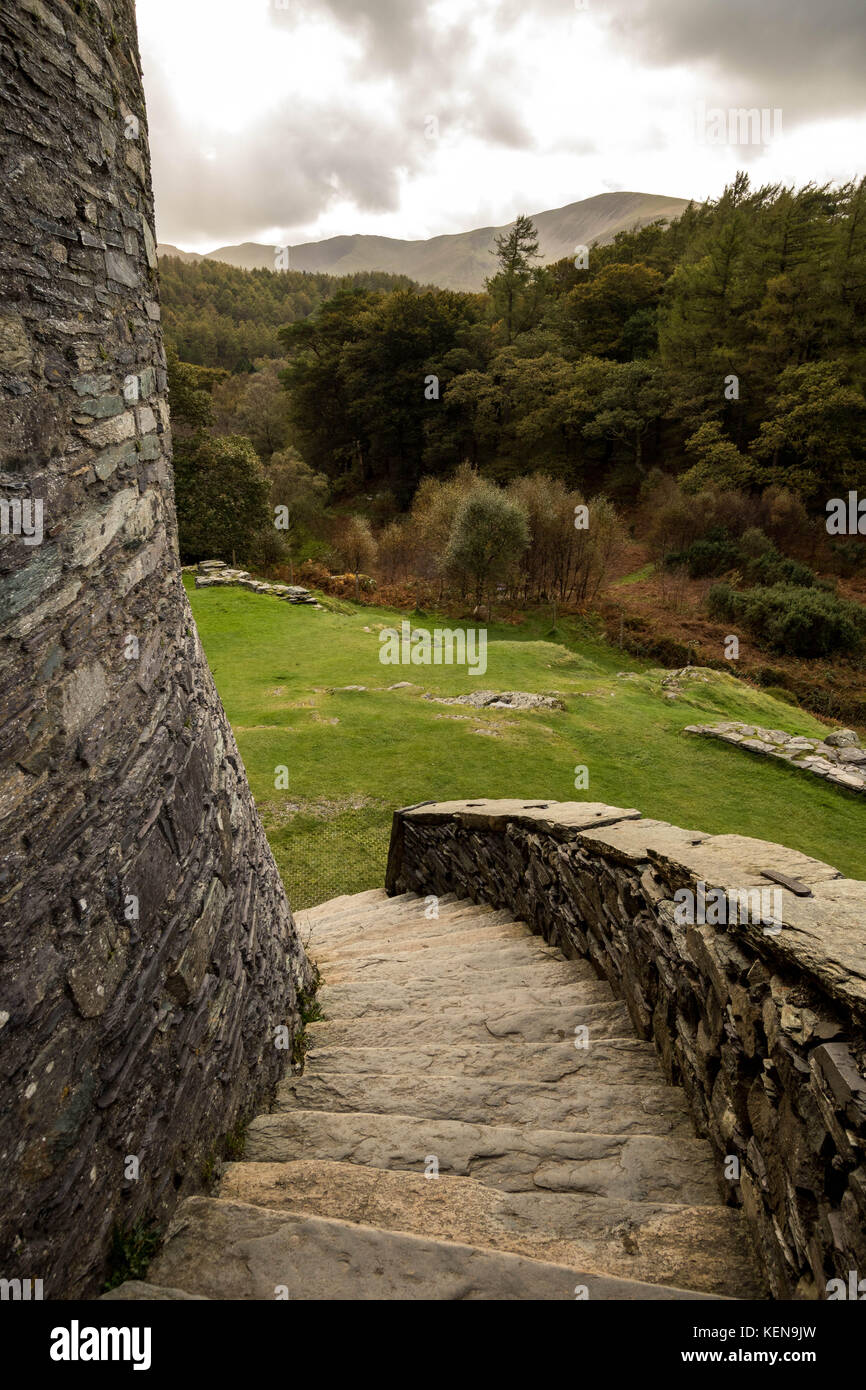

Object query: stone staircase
[105,890,765,1300]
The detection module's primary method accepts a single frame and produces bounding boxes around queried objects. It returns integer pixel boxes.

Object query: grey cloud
[144,60,416,244]
[602,0,866,122]
[497,0,866,120]
[146,1,539,244]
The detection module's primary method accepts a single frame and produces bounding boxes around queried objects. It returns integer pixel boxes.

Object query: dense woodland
[160,258,417,369]
[163,176,866,669]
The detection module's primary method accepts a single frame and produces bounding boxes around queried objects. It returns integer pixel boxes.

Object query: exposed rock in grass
[424,690,565,711]
[194,562,320,605]
[685,722,866,794]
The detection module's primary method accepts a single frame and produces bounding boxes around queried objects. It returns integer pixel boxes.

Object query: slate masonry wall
[0,0,312,1297]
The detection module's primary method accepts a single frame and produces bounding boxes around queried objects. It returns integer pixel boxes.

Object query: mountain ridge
[157,191,692,291]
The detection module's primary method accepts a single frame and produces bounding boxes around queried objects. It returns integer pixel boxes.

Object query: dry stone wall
[0,0,312,1297]
[387,799,866,1299]
[686,722,866,795]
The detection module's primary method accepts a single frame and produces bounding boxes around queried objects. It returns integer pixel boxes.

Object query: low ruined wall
[386,799,866,1299]
[0,0,312,1296]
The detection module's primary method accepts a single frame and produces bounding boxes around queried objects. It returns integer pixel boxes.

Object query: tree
[444,483,529,605]
[749,360,866,497]
[506,474,621,603]
[410,461,481,590]
[487,214,540,345]
[561,262,664,360]
[338,289,484,503]
[166,343,217,433]
[680,422,755,493]
[174,434,271,565]
[333,515,378,598]
[213,359,293,460]
[580,359,668,478]
[281,287,484,502]
[269,448,329,581]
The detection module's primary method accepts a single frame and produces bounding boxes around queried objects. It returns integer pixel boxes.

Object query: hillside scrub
[707,581,866,658]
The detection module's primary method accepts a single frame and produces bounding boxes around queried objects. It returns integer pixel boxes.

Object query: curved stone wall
[387,799,866,1299]
[0,0,312,1296]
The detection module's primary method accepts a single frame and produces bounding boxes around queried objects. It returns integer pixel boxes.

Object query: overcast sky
[137,0,866,252]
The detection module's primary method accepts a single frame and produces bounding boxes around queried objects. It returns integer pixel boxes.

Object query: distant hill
[157,191,692,291]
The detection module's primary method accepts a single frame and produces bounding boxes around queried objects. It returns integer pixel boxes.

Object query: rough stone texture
[386,800,866,1298]
[144,1194,720,1301]
[219,1158,760,1297]
[134,888,761,1299]
[685,722,866,794]
[0,0,312,1297]
[424,691,565,711]
[101,1280,208,1301]
[278,1070,703,1137]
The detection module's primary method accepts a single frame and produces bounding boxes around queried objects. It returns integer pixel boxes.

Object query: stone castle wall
[0,0,312,1296]
[387,799,866,1299]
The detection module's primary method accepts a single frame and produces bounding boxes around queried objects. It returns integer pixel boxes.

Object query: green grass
[103,1219,162,1292]
[613,562,656,586]
[186,578,866,902]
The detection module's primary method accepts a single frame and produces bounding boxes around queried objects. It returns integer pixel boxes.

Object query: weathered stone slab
[243,1111,724,1203]
[220,1159,764,1298]
[307,999,637,1049]
[304,1039,662,1085]
[317,977,614,1018]
[277,1072,696,1137]
[148,1196,718,1300]
[101,1282,209,1301]
[686,721,866,795]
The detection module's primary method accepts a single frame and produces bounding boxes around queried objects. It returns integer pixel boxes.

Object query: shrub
[707,582,866,658]
[747,550,815,588]
[666,528,740,578]
[828,539,866,578]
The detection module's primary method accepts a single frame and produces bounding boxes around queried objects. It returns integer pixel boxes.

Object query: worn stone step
[301,894,505,933]
[307,998,636,1048]
[321,934,573,973]
[305,900,517,948]
[314,919,543,964]
[101,1282,208,1300]
[146,1196,721,1300]
[305,1039,664,1085]
[244,1110,724,1204]
[310,920,537,966]
[298,891,436,934]
[320,947,592,993]
[317,977,614,1019]
[297,888,390,923]
[277,1072,695,1137]
[220,1160,764,1299]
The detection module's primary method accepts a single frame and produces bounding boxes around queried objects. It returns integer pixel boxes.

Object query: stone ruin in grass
[685,722,866,794]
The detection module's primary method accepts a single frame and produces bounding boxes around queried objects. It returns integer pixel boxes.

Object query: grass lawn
[186,577,866,907]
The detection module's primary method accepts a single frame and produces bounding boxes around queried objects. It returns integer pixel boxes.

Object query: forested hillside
[162,176,866,507]
[159,257,418,369]
[162,177,866,716]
